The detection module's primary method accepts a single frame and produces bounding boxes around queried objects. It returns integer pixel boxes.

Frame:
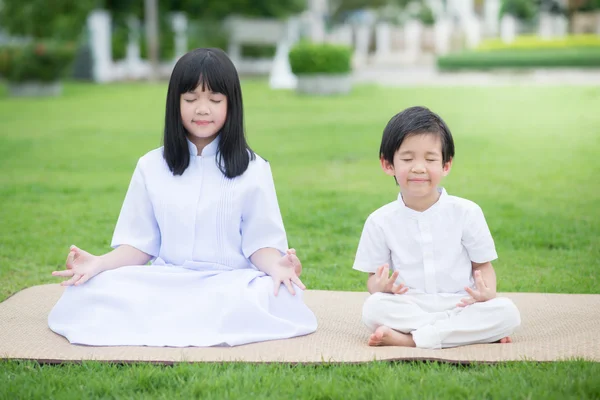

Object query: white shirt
[111,137,288,270]
[353,188,497,295]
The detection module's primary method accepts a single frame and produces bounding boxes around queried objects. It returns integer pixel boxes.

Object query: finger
[388,270,399,283]
[474,270,487,290]
[391,282,403,294]
[273,279,280,296]
[381,264,389,279]
[74,273,91,286]
[465,286,478,298]
[376,265,384,278]
[61,273,82,286]
[287,248,296,255]
[284,279,296,296]
[52,270,75,277]
[393,284,408,294]
[291,275,306,290]
[65,250,75,269]
[289,254,302,270]
[457,297,475,307]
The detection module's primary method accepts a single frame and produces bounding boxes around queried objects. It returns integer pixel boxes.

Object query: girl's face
[180,85,227,151]
[381,133,452,210]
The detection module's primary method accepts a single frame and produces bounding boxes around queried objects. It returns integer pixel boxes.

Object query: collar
[187,136,220,157]
[397,187,447,219]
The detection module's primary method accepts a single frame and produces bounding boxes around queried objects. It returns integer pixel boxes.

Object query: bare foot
[368,326,416,347]
[498,336,512,344]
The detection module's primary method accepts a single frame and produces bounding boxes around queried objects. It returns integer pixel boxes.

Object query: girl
[48,48,318,347]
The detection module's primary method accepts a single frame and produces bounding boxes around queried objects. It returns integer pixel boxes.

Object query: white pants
[362,292,521,349]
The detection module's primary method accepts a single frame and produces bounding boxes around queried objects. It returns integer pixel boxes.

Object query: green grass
[1,81,599,398]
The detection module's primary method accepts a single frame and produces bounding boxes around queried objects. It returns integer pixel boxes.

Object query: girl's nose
[195,102,210,115]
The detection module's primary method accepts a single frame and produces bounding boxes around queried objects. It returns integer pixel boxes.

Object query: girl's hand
[373,264,408,295]
[458,269,497,307]
[51,245,104,286]
[271,251,306,296]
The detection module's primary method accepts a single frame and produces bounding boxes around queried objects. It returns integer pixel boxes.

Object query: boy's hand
[458,269,497,307]
[372,264,408,295]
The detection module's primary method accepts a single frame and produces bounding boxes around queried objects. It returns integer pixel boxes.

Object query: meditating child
[48,48,317,347]
[353,106,521,349]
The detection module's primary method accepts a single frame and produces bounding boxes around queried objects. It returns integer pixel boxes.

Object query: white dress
[48,138,318,347]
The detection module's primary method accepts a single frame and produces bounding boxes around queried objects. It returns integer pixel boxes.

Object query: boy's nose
[411,163,426,173]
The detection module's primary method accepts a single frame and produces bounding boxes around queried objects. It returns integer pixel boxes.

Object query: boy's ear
[380,157,396,177]
[442,158,453,176]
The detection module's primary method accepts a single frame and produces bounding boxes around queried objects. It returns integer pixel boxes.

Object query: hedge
[437,47,600,70]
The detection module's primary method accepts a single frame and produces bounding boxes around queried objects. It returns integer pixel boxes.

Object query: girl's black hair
[379,106,455,165]
[163,47,254,178]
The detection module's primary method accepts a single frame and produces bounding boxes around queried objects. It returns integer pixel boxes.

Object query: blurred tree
[500,0,537,21]
[175,0,305,19]
[0,0,98,39]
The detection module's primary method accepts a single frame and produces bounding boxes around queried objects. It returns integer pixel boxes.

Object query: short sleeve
[461,205,497,263]
[352,215,392,273]
[110,161,161,257]
[240,161,288,258]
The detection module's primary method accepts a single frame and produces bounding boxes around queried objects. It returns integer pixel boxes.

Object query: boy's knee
[493,297,521,330]
[361,292,389,331]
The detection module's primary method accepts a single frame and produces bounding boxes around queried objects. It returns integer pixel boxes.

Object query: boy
[353,106,520,349]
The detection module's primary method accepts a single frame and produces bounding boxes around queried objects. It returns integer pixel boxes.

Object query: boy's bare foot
[368,326,416,347]
[498,336,512,344]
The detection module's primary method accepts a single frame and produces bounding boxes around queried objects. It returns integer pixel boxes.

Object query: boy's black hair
[163,47,254,178]
[379,106,455,165]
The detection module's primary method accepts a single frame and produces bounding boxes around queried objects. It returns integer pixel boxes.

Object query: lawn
[0,81,599,399]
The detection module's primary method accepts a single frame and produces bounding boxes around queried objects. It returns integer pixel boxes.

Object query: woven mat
[1,285,598,364]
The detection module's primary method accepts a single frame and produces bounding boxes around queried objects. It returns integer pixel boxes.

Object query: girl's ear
[442,158,453,176]
[380,157,396,177]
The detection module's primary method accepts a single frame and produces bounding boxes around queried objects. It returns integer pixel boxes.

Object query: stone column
[434,18,451,55]
[125,15,144,79]
[354,24,370,66]
[87,10,113,83]
[171,12,188,60]
[405,19,423,64]
[500,14,516,44]
[269,17,299,90]
[375,22,391,62]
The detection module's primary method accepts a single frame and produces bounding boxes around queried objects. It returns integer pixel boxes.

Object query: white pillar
[308,0,327,43]
[554,15,568,37]
[269,17,299,90]
[484,0,501,36]
[464,17,481,49]
[434,18,451,55]
[405,20,423,64]
[125,15,144,79]
[354,24,370,67]
[500,15,516,44]
[538,12,553,40]
[171,12,188,59]
[375,22,391,61]
[87,10,113,83]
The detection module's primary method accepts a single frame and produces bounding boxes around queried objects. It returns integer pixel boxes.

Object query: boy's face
[381,133,452,203]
